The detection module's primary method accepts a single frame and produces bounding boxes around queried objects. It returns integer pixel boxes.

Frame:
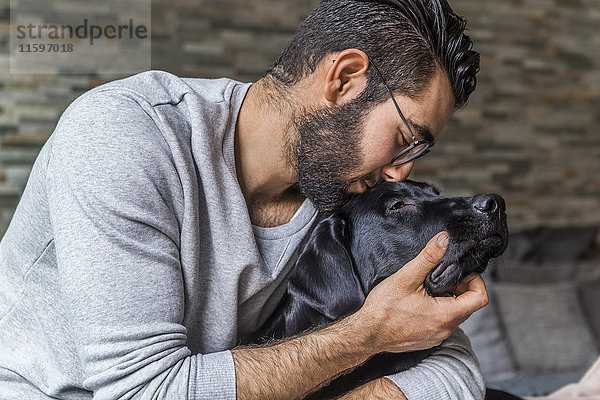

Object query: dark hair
[265,0,480,110]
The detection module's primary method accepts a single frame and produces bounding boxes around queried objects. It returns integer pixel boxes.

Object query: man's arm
[232,233,488,400]
[338,378,408,400]
[233,312,370,400]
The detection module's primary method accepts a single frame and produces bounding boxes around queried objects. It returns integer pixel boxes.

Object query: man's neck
[234,78,306,226]
[246,187,307,228]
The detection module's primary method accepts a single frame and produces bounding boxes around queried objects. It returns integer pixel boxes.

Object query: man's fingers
[453,273,489,315]
[453,273,482,296]
[394,231,449,286]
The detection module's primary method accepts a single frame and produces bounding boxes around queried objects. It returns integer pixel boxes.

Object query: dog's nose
[473,194,504,214]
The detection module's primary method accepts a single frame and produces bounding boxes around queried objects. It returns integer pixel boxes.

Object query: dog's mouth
[425,232,507,297]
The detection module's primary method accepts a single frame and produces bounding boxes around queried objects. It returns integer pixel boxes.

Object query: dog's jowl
[251,180,508,398]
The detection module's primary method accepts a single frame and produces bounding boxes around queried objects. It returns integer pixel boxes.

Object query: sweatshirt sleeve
[45,88,236,399]
[384,328,486,400]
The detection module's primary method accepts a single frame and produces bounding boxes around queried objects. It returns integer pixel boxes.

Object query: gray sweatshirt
[0,71,484,399]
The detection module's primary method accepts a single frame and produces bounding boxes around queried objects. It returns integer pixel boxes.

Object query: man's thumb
[399,231,449,286]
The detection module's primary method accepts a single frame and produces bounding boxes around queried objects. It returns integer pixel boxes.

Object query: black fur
[251,180,508,398]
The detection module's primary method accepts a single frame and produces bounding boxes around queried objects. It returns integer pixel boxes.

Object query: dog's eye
[389,201,406,211]
[388,201,416,211]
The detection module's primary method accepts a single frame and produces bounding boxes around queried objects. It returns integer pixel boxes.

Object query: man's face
[293,69,455,212]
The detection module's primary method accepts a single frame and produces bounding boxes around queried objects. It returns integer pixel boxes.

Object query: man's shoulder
[52,71,249,144]
[85,70,246,109]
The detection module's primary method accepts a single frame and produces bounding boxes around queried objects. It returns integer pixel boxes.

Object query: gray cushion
[460,279,517,382]
[492,281,599,375]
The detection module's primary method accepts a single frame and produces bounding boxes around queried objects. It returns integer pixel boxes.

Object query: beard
[286,95,377,212]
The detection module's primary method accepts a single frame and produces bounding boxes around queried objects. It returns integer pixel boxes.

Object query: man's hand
[356,231,489,354]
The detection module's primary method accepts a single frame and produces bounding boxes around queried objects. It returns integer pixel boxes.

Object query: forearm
[232,312,373,400]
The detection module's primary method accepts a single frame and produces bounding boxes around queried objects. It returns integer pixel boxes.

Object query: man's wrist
[344,307,383,355]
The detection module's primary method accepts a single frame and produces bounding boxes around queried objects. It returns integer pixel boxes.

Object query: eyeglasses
[369,60,434,166]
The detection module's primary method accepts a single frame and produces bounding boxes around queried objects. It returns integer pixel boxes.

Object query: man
[0,0,487,399]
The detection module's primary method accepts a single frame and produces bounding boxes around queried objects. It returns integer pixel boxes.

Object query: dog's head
[297,180,508,307]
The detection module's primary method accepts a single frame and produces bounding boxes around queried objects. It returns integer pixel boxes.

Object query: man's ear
[324,49,369,105]
[289,213,366,320]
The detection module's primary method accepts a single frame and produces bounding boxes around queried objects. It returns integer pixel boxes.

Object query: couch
[461,226,600,397]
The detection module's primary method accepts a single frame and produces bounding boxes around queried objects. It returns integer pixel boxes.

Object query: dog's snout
[473,194,504,214]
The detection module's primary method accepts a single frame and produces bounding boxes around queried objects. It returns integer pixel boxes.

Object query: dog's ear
[289,213,366,321]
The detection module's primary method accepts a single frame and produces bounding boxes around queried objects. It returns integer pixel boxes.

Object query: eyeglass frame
[368,60,435,166]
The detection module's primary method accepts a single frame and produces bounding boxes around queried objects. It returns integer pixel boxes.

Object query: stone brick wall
[0,0,598,238]
[413,0,600,230]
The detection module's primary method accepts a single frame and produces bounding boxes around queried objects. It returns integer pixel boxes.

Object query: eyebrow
[407,119,435,143]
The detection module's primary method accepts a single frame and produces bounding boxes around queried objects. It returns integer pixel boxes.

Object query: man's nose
[381,160,415,182]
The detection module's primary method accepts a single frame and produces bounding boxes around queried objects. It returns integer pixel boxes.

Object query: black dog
[251,180,508,398]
